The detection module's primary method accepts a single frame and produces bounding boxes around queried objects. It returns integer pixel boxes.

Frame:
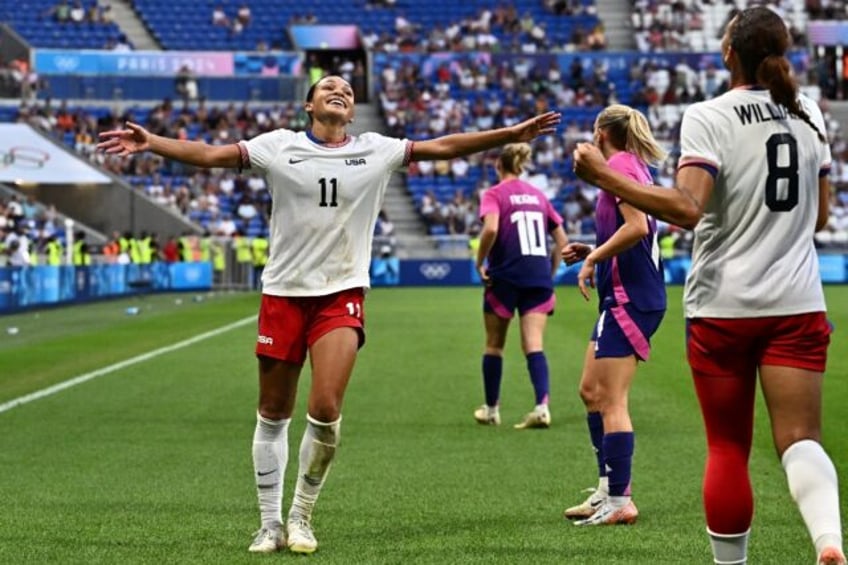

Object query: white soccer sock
[598,476,609,494]
[607,495,631,509]
[289,414,341,521]
[781,439,844,556]
[252,413,290,530]
[707,528,749,564]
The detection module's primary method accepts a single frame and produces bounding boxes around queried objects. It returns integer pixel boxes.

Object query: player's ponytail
[498,143,533,176]
[596,104,667,167]
[624,109,667,166]
[757,55,826,143]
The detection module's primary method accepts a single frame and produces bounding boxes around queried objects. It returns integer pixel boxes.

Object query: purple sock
[603,431,634,497]
[525,351,549,405]
[587,411,606,478]
[482,354,502,407]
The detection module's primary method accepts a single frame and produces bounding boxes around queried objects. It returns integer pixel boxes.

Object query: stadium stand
[1,0,847,260]
[0,0,129,49]
[131,0,599,52]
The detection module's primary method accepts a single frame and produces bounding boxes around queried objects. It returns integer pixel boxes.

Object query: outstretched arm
[573,142,714,230]
[411,111,561,162]
[98,121,241,169]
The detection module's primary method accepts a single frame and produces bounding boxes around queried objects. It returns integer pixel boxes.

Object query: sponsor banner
[289,25,360,49]
[0,267,11,310]
[808,21,848,46]
[0,124,111,184]
[374,259,584,287]
[370,256,846,287]
[170,262,212,290]
[33,49,235,76]
[396,260,469,286]
[0,263,212,313]
[233,52,302,76]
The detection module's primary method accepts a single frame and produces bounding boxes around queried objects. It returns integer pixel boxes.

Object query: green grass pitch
[0,287,845,564]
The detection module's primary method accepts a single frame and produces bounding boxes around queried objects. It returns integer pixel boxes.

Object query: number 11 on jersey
[319,177,339,207]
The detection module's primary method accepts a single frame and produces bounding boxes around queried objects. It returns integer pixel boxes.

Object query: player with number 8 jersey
[678,82,830,318]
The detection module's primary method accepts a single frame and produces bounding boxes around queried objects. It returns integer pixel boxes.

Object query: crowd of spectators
[805,0,848,19]
[7,38,847,249]
[40,0,131,50]
[361,4,603,54]
[0,194,67,265]
[3,0,848,253]
[0,58,41,100]
[211,3,252,38]
[632,0,808,52]
[375,49,848,249]
[44,0,113,25]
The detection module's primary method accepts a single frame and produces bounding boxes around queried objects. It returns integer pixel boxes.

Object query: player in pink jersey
[472,143,569,429]
[98,75,560,555]
[561,105,667,526]
[573,9,843,564]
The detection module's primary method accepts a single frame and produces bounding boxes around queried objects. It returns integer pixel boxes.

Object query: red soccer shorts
[687,312,831,378]
[256,288,365,364]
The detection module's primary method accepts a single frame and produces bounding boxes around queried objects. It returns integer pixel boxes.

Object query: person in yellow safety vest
[659,231,677,260]
[468,232,481,258]
[26,233,39,266]
[211,235,226,284]
[251,234,269,290]
[137,231,153,264]
[178,232,194,262]
[119,231,132,258]
[45,235,63,266]
[232,230,253,288]
[73,231,91,266]
[233,230,252,264]
[198,231,212,263]
[129,233,143,263]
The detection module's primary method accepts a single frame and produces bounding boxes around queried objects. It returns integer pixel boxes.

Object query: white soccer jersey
[241,130,412,296]
[678,88,830,318]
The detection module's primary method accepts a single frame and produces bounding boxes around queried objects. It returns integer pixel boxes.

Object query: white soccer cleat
[248,527,285,553]
[574,499,639,526]
[287,516,318,554]
[514,406,551,429]
[473,405,501,426]
[563,487,607,520]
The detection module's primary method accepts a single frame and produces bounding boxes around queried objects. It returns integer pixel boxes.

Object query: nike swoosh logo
[302,474,322,487]
[590,499,603,508]
[289,158,306,164]
[257,469,277,477]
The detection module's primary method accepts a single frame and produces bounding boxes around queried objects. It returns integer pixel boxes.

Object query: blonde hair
[595,104,667,166]
[497,143,533,176]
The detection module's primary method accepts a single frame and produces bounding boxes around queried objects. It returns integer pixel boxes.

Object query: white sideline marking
[0,315,257,415]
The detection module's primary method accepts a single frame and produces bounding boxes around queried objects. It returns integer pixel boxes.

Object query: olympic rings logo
[0,147,51,169]
[419,262,451,280]
[52,56,81,72]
